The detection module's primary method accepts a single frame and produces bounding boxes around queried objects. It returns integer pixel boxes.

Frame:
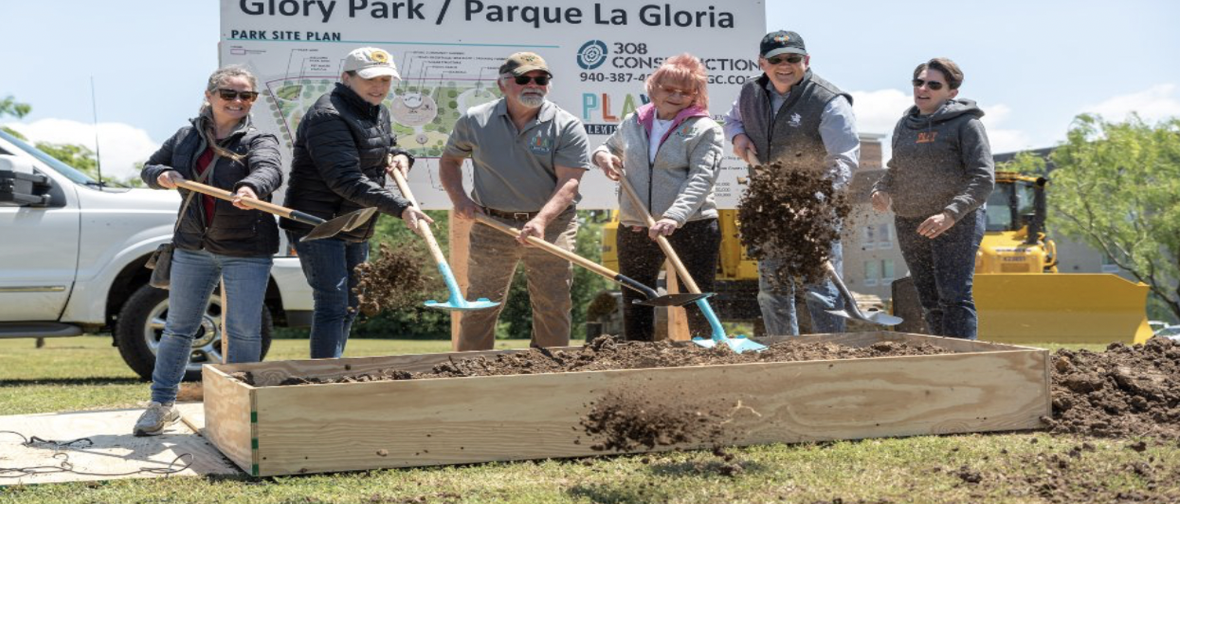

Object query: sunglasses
[766,54,805,65]
[216,88,259,102]
[658,85,693,97]
[514,75,550,86]
[912,79,945,91]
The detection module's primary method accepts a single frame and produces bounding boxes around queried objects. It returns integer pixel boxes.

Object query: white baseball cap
[342,47,401,80]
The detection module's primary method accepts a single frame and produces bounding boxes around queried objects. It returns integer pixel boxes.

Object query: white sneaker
[133,402,180,437]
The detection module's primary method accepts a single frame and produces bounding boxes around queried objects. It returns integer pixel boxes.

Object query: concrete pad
[0,403,241,485]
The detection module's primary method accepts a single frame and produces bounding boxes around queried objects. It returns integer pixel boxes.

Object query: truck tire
[114,284,273,381]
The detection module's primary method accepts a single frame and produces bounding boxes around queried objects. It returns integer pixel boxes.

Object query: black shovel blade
[302,207,379,241]
[632,292,714,308]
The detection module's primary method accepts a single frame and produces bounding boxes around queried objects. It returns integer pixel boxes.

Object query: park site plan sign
[219,0,765,208]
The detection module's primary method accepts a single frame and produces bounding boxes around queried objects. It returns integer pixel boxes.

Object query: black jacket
[141,112,283,256]
[281,82,413,242]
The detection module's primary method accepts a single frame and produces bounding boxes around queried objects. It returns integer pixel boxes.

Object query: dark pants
[618,218,720,341]
[894,208,987,339]
[287,231,370,359]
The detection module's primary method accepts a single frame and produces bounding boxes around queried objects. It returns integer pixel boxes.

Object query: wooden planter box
[195,333,1050,477]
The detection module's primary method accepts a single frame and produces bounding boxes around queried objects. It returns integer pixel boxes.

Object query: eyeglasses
[216,89,259,102]
[766,54,805,65]
[658,85,693,97]
[514,75,550,86]
[912,79,945,91]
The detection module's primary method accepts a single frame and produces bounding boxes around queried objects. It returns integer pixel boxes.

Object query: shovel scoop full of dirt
[352,240,433,317]
[737,159,852,289]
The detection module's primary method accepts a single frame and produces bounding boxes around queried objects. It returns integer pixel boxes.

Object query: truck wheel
[114,284,273,381]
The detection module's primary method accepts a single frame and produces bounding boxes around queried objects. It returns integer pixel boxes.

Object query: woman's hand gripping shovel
[172,178,377,242]
[616,168,766,353]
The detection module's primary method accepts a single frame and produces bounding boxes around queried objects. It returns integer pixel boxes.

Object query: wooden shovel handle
[475,214,620,280]
[616,172,703,295]
[174,178,294,218]
[388,167,447,266]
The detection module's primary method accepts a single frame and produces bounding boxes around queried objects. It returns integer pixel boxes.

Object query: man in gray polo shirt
[440,52,592,351]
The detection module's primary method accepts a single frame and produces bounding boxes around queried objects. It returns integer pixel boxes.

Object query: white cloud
[986,128,1034,154]
[1080,84,1179,122]
[851,88,910,139]
[982,103,1012,125]
[6,118,160,181]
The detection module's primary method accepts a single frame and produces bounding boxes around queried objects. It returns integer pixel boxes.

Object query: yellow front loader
[965,172,1152,344]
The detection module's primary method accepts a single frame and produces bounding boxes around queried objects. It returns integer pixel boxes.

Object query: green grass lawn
[0,335,530,416]
[0,335,1179,504]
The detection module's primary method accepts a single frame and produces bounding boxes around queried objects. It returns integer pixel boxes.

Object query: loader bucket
[973,273,1153,345]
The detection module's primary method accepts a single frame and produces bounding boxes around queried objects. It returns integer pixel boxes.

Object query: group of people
[132,31,994,436]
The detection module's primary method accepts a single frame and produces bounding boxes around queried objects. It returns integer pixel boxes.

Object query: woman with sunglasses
[871,57,994,340]
[282,46,431,359]
[133,65,283,436]
[592,53,724,341]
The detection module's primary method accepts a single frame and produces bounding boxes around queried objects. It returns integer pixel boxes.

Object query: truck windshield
[0,128,100,186]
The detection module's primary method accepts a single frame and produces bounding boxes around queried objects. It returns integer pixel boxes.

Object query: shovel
[741,152,902,327]
[475,214,710,309]
[616,170,766,352]
[387,167,498,312]
[173,179,377,242]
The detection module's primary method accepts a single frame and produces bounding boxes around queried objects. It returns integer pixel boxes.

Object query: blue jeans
[757,239,845,335]
[288,231,370,359]
[894,208,987,339]
[151,247,272,404]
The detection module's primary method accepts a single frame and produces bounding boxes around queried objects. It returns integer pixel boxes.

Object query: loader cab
[986,172,1046,234]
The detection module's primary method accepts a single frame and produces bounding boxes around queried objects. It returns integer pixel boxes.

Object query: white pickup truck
[0,128,313,380]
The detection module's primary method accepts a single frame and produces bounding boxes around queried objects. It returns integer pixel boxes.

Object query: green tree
[1,95,31,138]
[35,141,144,187]
[1008,114,1180,320]
[0,95,31,118]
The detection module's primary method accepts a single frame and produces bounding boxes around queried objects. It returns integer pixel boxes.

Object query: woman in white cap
[282,46,432,359]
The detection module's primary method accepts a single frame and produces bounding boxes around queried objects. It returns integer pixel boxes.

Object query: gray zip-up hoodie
[594,103,723,228]
[873,99,994,221]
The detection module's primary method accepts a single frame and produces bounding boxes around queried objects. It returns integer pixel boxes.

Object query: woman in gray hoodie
[592,53,725,341]
[871,58,994,340]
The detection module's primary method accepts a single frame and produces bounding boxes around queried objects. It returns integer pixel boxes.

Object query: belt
[484,208,539,221]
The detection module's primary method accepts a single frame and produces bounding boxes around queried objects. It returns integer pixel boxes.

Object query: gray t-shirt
[444,98,592,212]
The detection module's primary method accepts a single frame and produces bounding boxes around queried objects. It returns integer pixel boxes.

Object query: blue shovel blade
[424,297,499,311]
[692,336,768,353]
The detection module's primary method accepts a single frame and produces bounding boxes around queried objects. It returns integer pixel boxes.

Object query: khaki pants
[457,210,577,351]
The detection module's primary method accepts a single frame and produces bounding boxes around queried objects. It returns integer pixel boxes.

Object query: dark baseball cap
[760,30,807,57]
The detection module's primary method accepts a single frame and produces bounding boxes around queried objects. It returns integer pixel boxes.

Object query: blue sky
[0,0,1181,178]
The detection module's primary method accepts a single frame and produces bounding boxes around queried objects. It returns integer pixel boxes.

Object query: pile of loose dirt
[253,335,951,386]
[1044,337,1180,439]
[351,241,431,316]
[577,392,746,475]
[737,159,852,287]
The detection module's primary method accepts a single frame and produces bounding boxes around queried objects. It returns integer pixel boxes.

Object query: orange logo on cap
[370,50,389,63]
[774,35,790,43]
